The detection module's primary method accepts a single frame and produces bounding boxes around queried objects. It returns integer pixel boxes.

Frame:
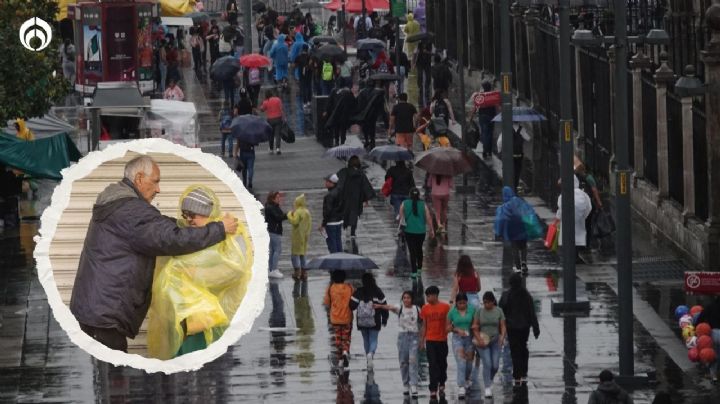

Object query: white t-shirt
[397,304,420,333]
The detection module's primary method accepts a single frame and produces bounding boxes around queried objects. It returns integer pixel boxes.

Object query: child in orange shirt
[323,270,354,369]
[420,285,451,399]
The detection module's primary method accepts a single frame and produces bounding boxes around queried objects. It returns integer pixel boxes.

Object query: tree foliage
[0,0,70,124]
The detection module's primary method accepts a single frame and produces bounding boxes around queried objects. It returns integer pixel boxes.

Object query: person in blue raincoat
[289,32,307,80]
[269,33,289,83]
[494,186,541,274]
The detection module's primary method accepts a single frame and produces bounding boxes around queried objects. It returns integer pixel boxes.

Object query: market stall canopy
[4,112,75,139]
[324,0,389,13]
[88,82,150,116]
[161,16,195,26]
[0,132,81,180]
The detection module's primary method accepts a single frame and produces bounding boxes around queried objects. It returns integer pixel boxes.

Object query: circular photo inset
[33,139,269,373]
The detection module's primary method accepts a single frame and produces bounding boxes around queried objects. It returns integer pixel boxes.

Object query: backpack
[432,99,450,121]
[248,67,261,85]
[322,61,334,81]
[356,16,367,38]
[220,112,233,130]
[356,300,376,328]
[398,305,421,329]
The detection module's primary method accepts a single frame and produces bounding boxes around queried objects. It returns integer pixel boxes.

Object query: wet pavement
[2,65,720,403]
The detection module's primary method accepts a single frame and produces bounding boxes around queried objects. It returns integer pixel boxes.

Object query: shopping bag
[522,213,543,240]
[279,122,295,143]
[544,219,559,249]
[381,177,393,197]
[592,209,616,238]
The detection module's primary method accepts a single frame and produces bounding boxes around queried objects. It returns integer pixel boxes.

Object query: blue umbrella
[230,115,272,145]
[210,55,240,81]
[306,253,378,271]
[368,145,413,161]
[491,106,547,122]
[322,145,366,159]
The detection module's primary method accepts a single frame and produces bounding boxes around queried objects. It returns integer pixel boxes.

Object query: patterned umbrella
[414,147,473,176]
[369,145,413,161]
[322,145,366,159]
[491,106,547,122]
[306,253,378,271]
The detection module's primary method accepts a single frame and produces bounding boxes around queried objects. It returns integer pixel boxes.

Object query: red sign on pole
[684,271,720,295]
[472,91,501,109]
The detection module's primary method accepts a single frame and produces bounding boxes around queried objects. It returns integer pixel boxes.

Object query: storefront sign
[685,271,720,295]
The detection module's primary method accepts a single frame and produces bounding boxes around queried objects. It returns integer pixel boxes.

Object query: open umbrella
[310,35,338,47]
[239,53,271,68]
[405,32,435,43]
[210,55,240,81]
[414,147,474,176]
[312,44,345,62]
[356,38,386,51]
[370,72,401,81]
[306,253,378,271]
[184,12,210,23]
[369,145,413,161]
[491,106,547,122]
[230,115,272,145]
[322,144,366,159]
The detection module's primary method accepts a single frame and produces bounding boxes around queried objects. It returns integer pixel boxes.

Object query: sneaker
[410,385,418,398]
[439,384,445,397]
[342,351,349,368]
[276,149,281,155]
[457,386,465,399]
[403,384,410,396]
[484,387,492,398]
[268,270,284,279]
[521,263,529,274]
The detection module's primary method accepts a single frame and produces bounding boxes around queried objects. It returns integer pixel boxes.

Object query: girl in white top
[377,291,421,398]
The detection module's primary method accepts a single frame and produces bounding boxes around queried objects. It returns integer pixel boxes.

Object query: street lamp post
[500,0,514,188]
[244,0,253,54]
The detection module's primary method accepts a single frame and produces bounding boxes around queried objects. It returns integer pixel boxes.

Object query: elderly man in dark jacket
[321,173,344,253]
[70,155,238,352]
[588,370,633,404]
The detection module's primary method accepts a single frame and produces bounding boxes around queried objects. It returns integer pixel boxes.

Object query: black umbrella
[356,38,386,51]
[312,44,345,62]
[370,72,401,81]
[230,115,272,145]
[310,35,338,47]
[252,0,266,13]
[306,253,378,271]
[222,25,241,41]
[405,32,434,43]
[210,55,240,81]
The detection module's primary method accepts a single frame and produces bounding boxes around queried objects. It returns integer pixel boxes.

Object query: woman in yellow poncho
[147,185,253,359]
[287,194,312,281]
[14,119,34,141]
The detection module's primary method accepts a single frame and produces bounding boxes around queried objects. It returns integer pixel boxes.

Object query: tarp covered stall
[141,100,200,148]
[87,82,151,151]
[0,133,82,180]
[4,112,76,139]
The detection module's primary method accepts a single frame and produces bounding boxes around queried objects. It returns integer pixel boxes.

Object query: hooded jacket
[495,186,534,241]
[289,32,306,62]
[70,178,226,338]
[499,278,539,333]
[556,175,592,246]
[587,381,633,404]
[287,194,312,255]
[269,34,289,65]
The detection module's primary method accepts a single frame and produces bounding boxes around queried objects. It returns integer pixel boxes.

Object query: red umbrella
[324,0,389,13]
[239,54,271,68]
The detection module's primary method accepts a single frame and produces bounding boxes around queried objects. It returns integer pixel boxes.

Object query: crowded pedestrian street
[3,1,720,403]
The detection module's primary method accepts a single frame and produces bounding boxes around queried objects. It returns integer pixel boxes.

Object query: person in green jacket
[287,194,312,280]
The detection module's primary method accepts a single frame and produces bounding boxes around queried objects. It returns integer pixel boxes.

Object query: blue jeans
[361,328,380,355]
[325,223,343,253]
[452,334,475,387]
[397,332,419,386]
[712,329,720,373]
[221,132,233,156]
[269,232,282,271]
[477,337,501,388]
[466,293,480,310]
[291,254,306,269]
[239,151,255,186]
[390,194,407,216]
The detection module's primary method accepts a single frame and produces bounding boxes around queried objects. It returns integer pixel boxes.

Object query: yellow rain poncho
[403,13,421,58]
[15,119,34,141]
[147,185,253,360]
[287,194,312,256]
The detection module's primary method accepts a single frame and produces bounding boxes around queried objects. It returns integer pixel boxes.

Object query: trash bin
[312,95,330,147]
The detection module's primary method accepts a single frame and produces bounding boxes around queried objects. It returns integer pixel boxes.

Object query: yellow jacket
[287,194,312,255]
[15,119,34,141]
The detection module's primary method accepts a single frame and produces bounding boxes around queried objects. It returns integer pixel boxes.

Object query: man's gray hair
[124,156,157,180]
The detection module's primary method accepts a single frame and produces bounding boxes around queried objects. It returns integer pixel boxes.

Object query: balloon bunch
[676,305,717,365]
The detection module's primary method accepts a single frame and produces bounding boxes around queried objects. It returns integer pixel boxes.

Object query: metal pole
[500,0,513,187]
[342,3,348,54]
[614,0,634,377]
[558,0,576,303]
[244,0,253,54]
[456,0,466,191]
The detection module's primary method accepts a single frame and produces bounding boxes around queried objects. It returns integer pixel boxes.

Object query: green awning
[0,132,82,180]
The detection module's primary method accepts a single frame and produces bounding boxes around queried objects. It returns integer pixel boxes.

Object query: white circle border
[32,139,269,373]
